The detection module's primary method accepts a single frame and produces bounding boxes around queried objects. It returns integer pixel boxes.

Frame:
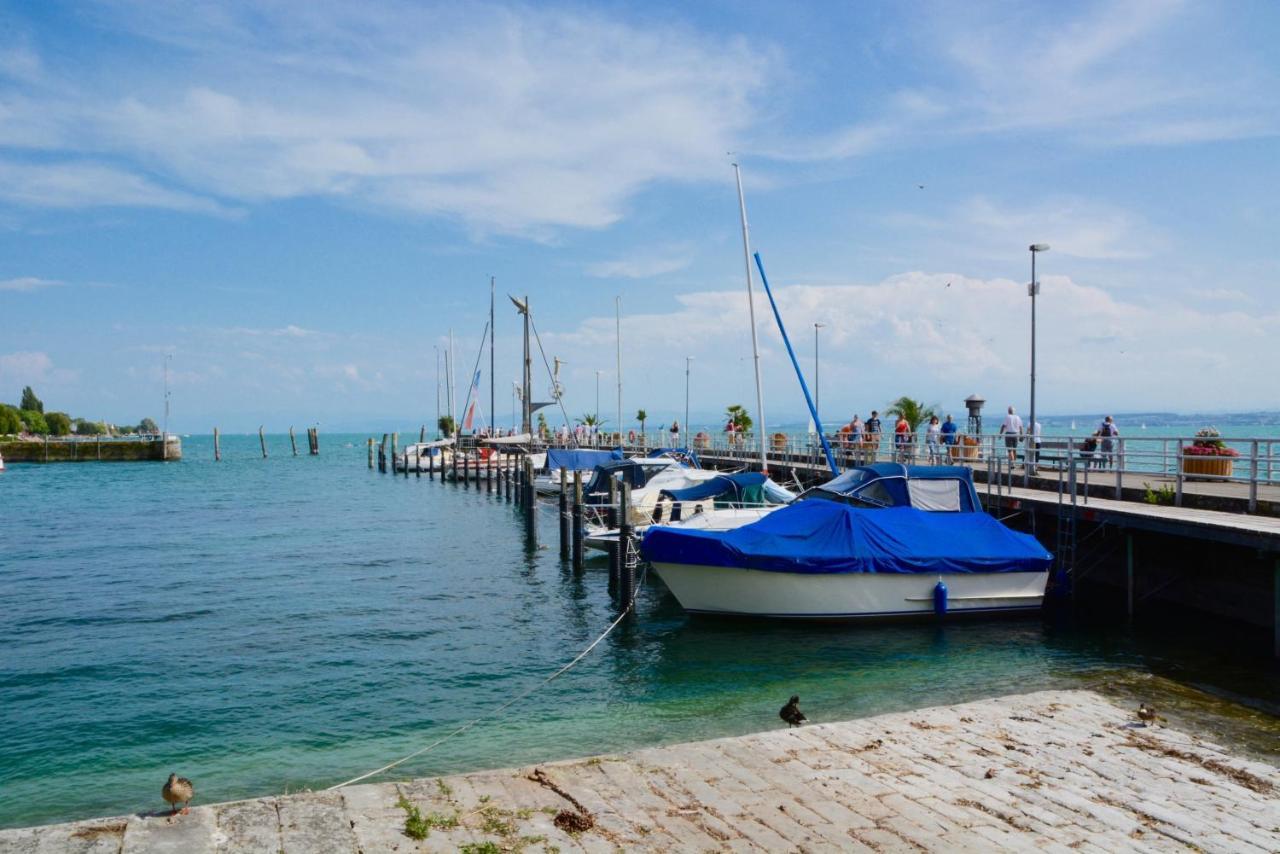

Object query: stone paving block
[276,790,357,854]
[122,807,218,854]
[213,798,280,853]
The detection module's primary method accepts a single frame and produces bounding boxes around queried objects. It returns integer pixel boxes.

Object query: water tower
[964,394,986,436]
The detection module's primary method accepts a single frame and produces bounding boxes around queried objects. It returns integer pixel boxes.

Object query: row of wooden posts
[370,435,637,611]
[210,427,319,461]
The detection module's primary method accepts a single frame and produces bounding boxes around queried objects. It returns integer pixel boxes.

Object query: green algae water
[2,433,1277,829]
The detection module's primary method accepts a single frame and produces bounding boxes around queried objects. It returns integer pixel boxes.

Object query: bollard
[367,437,374,469]
[558,468,570,560]
[618,478,634,610]
[214,427,221,462]
[572,470,584,572]
[289,426,298,456]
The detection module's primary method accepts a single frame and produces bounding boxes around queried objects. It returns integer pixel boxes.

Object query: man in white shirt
[999,405,1023,463]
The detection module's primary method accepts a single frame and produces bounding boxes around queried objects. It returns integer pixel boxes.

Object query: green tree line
[0,386,158,437]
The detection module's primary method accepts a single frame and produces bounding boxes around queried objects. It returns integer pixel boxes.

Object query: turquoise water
[2,433,1277,829]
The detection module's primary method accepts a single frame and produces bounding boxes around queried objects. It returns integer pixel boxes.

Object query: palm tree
[636,409,648,433]
[725,404,753,432]
[885,396,938,431]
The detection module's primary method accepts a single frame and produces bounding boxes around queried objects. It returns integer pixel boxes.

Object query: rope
[325,567,645,790]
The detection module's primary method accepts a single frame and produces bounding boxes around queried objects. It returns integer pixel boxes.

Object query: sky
[1,0,1278,433]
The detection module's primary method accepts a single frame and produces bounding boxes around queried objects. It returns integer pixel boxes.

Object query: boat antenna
[754,251,839,476]
[732,162,768,475]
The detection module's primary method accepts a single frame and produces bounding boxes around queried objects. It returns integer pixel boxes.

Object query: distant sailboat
[1070,420,1077,431]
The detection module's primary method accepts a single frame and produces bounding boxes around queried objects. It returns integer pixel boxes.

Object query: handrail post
[1175,439,1184,507]
[1249,439,1258,514]
[1115,437,1123,500]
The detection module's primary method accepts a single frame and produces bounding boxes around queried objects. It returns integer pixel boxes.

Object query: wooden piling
[608,475,621,592]
[428,448,435,479]
[523,456,537,545]
[572,470,584,572]
[451,444,459,485]
[259,426,267,458]
[214,427,221,462]
[618,478,634,610]
[391,433,398,473]
[419,425,426,443]
[559,468,570,559]
[367,437,374,469]
[310,427,319,455]
[486,452,493,493]
[607,474,618,529]
[379,433,388,473]
[289,426,298,456]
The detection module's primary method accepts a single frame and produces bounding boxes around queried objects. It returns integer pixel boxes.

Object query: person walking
[925,415,942,464]
[893,415,911,462]
[669,419,681,446]
[1000,405,1023,464]
[940,414,958,461]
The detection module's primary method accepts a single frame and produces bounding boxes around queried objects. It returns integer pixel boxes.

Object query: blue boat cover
[546,448,622,472]
[641,501,1052,575]
[811,463,980,512]
[646,448,700,468]
[660,472,767,502]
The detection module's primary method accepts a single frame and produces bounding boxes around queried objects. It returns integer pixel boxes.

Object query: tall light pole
[813,322,825,420]
[1028,243,1050,480]
[594,370,602,422]
[684,356,693,444]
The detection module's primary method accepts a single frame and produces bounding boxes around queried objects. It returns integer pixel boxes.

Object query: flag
[462,370,481,430]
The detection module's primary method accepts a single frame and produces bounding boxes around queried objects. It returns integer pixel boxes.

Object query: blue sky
[1,0,1277,432]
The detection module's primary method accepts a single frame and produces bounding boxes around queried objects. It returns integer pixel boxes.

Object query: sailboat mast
[615,295,622,443]
[733,162,768,475]
[434,345,441,437]
[489,277,495,438]
[448,328,457,438]
[522,295,532,436]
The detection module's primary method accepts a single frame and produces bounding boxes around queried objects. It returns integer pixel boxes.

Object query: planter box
[1180,456,1233,478]
[949,443,979,461]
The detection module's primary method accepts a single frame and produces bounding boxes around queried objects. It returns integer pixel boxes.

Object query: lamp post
[684,356,693,445]
[1027,243,1050,481]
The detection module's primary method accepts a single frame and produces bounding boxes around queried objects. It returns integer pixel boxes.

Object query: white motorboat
[394,438,454,473]
[641,464,1053,620]
[534,447,622,495]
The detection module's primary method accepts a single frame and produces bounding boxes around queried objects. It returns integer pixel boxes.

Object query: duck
[1136,703,1164,727]
[779,695,807,728]
[162,773,194,815]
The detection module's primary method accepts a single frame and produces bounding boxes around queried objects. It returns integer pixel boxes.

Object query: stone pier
[3,689,1276,852]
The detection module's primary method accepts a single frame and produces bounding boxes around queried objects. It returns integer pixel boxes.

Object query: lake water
[2,433,1277,829]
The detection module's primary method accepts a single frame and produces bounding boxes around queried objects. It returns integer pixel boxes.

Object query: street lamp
[813,323,826,417]
[684,356,694,445]
[1027,243,1050,481]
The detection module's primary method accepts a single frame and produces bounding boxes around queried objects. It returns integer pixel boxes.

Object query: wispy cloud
[0,275,61,292]
[0,3,768,233]
[0,350,78,385]
[585,249,693,279]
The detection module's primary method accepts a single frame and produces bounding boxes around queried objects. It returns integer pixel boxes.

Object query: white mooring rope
[326,565,646,790]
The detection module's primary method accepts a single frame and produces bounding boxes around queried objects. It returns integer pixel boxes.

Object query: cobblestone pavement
[3,689,1277,852]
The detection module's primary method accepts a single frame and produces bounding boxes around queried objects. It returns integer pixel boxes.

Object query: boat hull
[650,562,1047,619]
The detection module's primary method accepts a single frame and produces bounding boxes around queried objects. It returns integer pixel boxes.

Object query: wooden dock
[4,689,1276,852]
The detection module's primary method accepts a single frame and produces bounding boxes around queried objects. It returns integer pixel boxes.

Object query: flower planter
[1180,456,1233,479]
[949,442,979,461]
[771,433,788,451]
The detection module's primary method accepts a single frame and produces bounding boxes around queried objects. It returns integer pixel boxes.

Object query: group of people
[833,410,962,465]
[998,406,1120,469]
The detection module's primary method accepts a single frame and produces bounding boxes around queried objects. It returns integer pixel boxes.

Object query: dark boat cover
[545,448,622,472]
[659,472,767,502]
[641,501,1052,575]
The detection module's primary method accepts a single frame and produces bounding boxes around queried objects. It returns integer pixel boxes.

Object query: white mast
[615,295,623,442]
[448,328,457,438]
[732,162,768,474]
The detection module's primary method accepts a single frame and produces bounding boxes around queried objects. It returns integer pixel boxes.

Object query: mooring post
[311,427,319,455]
[367,437,374,469]
[428,448,435,479]
[572,470,584,572]
[419,425,426,443]
[618,478,634,610]
[607,474,618,530]
[495,451,503,497]
[379,433,388,473]
[463,449,471,489]
[451,442,459,484]
[214,427,221,462]
[607,474,622,593]
[289,426,298,456]
[1126,533,1135,620]
[558,468,570,560]
[404,442,410,478]
[514,456,522,507]
[259,426,267,459]
[391,432,399,473]
[523,456,537,544]
[486,451,493,493]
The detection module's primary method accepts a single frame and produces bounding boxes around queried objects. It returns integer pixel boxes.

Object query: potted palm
[886,396,938,461]
[1181,427,1238,478]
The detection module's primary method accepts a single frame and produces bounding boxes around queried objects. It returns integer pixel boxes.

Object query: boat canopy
[583,459,676,498]
[807,463,980,512]
[406,438,455,450]
[659,472,794,505]
[545,448,622,472]
[641,502,1052,575]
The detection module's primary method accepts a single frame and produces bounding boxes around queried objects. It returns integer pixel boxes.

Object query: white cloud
[0,276,61,292]
[0,350,78,385]
[0,3,768,233]
[585,250,692,279]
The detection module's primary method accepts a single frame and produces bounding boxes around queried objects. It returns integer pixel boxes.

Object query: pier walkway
[5,690,1276,852]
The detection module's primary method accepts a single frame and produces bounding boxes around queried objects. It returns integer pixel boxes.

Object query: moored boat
[641,464,1052,619]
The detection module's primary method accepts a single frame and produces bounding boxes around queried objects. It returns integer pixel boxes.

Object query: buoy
[933,580,948,616]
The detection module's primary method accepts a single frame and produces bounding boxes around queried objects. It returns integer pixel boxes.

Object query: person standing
[940,414,958,460]
[669,419,681,446]
[894,415,911,462]
[1000,405,1023,464]
[1098,415,1119,469]
[925,415,942,464]
[864,410,882,463]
